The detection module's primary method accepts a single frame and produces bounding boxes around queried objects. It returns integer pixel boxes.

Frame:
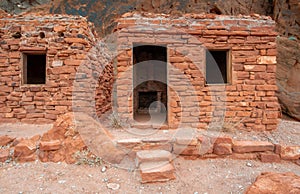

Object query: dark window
[206,50,229,84]
[23,53,46,84]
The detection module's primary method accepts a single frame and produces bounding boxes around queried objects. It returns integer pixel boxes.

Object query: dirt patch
[0,158,299,193]
[222,119,300,146]
[0,123,52,139]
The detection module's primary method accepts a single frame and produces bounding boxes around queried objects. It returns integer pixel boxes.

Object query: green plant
[74,149,103,166]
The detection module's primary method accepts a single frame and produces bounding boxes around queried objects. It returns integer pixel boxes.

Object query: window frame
[22,51,47,85]
[205,49,232,85]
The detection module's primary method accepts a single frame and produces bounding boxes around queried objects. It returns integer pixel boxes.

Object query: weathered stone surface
[231,153,258,160]
[276,38,300,121]
[13,139,37,162]
[245,172,300,194]
[116,13,279,131]
[136,150,172,166]
[39,113,87,163]
[260,153,281,163]
[233,141,274,153]
[0,135,15,146]
[213,143,232,155]
[198,135,214,155]
[173,144,200,156]
[116,139,142,149]
[39,140,61,151]
[140,162,175,183]
[280,146,300,160]
[257,56,276,65]
[274,0,300,40]
[75,113,125,164]
[174,137,198,146]
[0,14,102,124]
[213,136,233,145]
[140,143,172,152]
[0,149,10,162]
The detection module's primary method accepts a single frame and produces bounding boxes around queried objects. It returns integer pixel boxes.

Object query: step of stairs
[130,124,169,130]
[136,150,172,167]
[136,150,176,183]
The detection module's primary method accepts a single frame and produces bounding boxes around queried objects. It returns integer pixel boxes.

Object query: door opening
[133,45,167,124]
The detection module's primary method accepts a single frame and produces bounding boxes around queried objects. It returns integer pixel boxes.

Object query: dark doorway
[133,45,167,123]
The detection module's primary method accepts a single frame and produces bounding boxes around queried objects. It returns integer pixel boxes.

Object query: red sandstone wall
[115,13,281,131]
[0,14,113,123]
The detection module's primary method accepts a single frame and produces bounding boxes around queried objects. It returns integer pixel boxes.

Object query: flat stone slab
[116,139,142,149]
[136,150,172,166]
[280,146,300,160]
[140,161,175,183]
[233,141,274,153]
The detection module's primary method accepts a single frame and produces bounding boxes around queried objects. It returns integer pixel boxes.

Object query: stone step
[139,161,176,183]
[130,124,169,130]
[136,150,172,167]
[130,124,152,129]
[232,141,274,153]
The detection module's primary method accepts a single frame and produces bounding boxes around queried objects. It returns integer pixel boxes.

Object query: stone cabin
[0,12,281,131]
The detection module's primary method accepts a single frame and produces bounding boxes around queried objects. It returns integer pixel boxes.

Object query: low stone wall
[116,134,300,164]
[1,114,299,164]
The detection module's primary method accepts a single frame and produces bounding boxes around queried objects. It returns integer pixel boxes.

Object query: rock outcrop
[276,38,300,120]
[246,172,300,194]
[0,0,274,35]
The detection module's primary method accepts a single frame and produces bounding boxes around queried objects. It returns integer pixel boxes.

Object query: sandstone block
[213,136,233,144]
[280,146,300,160]
[0,149,10,162]
[233,141,274,153]
[260,153,281,163]
[53,26,66,32]
[140,162,175,183]
[245,172,300,194]
[64,38,88,45]
[231,153,258,160]
[140,143,172,152]
[257,56,276,64]
[173,144,200,156]
[39,140,61,151]
[116,139,142,149]
[14,139,36,156]
[214,143,232,155]
[136,150,172,167]
[174,137,198,146]
[0,135,15,146]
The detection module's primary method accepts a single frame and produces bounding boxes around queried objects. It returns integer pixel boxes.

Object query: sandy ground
[0,158,299,194]
[0,123,52,138]
[0,116,299,193]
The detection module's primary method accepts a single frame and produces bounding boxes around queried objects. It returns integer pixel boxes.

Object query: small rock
[58,180,66,184]
[107,183,120,190]
[102,178,108,182]
[246,162,252,167]
[101,166,106,173]
[194,192,199,194]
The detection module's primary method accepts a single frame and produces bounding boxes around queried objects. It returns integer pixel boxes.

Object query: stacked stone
[0,14,113,123]
[116,12,280,131]
[116,135,300,164]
